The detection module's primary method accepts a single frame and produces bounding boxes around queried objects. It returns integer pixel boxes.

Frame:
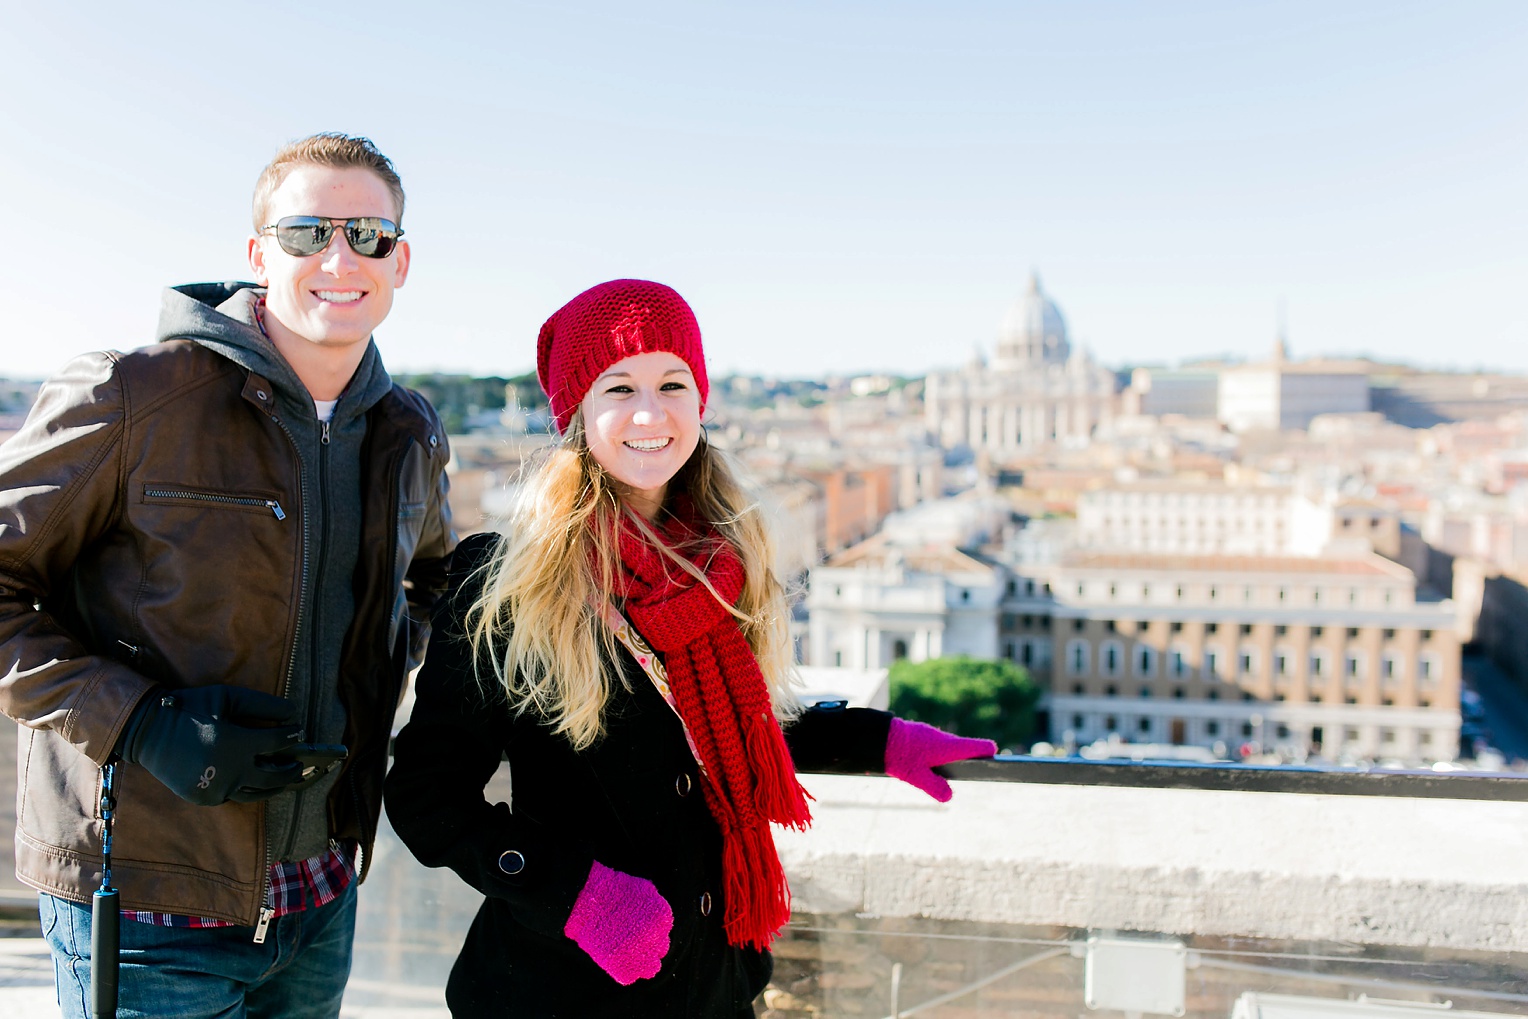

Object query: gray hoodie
[157,281,394,865]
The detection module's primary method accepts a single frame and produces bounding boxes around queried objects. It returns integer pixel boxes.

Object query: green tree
[888,655,1039,751]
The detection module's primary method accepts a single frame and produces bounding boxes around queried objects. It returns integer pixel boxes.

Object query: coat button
[675,773,692,797]
[497,850,526,875]
[699,892,712,916]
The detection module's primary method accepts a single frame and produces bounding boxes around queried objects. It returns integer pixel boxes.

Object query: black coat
[384,532,892,1018]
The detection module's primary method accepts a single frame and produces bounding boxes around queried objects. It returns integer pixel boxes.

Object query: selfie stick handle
[91,761,120,1019]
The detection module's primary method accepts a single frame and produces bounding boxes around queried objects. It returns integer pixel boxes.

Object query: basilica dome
[993,271,1070,371]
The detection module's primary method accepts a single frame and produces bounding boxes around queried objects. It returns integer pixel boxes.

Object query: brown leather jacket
[0,337,455,922]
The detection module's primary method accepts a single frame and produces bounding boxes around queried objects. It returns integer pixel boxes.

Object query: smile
[624,438,672,451]
[314,290,363,304]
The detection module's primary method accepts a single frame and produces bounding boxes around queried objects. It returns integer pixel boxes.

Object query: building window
[1274,652,1289,676]
[1209,586,1219,601]
[1170,648,1187,677]
[1072,714,1084,729]
[1077,583,1085,597]
[1345,727,1360,741]
[1242,722,1254,737]
[1171,621,1183,633]
[1240,624,1253,636]
[1138,718,1151,734]
[1275,624,1287,636]
[1106,684,1118,697]
[1276,723,1290,739]
[1239,649,1257,676]
[1176,585,1184,600]
[1311,626,1323,637]
[1311,653,1326,677]
[833,650,843,666]
[1135,645,1157,677]
[1421,629,1432,640]
[1347,627,1360,639]
[1105,715,1118,731]
[1073,618,1086,632]
[1206,721,1220,736]
[1027,580,1036,596]
[1381,728,1396,744]
[1419,656,1437,684]
[1206,622,1219,635]
[1020,641,1034,666]
[1345,654,1363,682]
[893,639,909,661]
[1072,683,1085,695]
[1384,628,1396,640]
[1021,614,1033,628]
[1066,640,1089,676]
[1173,687,1185,699]
[1208,689,1220,701]
[1204,649,1221,680]
[1106,620,1117,632]
[1102,641,1123,676]
[1139,686,1152,698]
[1383,656,1400,685]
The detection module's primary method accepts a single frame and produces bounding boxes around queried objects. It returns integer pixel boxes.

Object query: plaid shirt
[124,841,356,928]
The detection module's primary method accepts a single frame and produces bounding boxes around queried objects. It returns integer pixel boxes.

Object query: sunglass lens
[343,218,398,258]
[274,217,334,257]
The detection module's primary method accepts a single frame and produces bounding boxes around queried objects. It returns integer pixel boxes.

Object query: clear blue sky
[1,1,1524,381]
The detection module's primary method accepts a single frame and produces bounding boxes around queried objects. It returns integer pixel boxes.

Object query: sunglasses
[259,216,404,259]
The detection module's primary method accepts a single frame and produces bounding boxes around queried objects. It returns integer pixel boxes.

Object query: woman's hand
[884,718,998,802]
[564,861,673,985]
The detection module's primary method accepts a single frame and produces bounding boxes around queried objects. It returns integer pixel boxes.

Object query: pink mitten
[564,860,673,985]
[885,718,998,802]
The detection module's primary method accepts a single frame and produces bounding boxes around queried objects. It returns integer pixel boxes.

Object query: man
[0,133,455,1017]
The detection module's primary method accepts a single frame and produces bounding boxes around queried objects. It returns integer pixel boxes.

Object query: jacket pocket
[141,484,288,520]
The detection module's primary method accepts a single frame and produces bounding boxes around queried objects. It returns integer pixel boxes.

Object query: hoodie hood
[156,282,393,422]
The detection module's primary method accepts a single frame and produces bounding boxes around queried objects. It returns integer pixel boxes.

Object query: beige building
[1044,552,1460,762]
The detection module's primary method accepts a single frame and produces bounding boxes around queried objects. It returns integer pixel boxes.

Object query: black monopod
[91,760,120,1019]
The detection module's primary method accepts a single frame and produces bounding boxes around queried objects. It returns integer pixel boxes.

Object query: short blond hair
[251,133,405,230]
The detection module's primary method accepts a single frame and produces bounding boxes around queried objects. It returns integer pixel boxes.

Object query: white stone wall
[779,773,1528,953]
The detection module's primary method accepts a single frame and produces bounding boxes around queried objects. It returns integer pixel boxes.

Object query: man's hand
[115,685,306,805]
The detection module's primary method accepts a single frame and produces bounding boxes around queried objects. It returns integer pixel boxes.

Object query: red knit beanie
[537,279,710,433]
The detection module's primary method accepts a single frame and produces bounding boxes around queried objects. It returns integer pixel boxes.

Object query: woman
[384,279,995,1017]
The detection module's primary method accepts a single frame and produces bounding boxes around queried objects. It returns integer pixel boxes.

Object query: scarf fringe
[721,823,792,951]
[747,712,812,830]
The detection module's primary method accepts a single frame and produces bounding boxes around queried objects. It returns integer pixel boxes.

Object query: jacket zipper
[143,487,285,520]
[255,410,310,939]
[283,417,332,863]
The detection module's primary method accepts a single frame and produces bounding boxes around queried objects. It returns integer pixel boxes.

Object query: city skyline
[1,2,1524,382]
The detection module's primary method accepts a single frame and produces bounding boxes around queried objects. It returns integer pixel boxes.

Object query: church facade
[924,273,1118,454]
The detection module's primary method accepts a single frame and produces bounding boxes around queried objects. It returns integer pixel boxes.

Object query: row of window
[1064,682,1432,708]
[1064,640,1442,684]
[1055,620,1433,640]
[1071,581,1401,607]
[1064,714,1432,748]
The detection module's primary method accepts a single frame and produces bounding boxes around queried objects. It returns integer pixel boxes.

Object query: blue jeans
[40,881,356,1019]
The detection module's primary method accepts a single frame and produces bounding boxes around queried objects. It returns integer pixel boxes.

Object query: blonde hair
[251,133,405,230]
[467,414,798,749]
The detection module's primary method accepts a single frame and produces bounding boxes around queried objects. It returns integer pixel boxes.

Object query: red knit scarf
[614,506,812,950]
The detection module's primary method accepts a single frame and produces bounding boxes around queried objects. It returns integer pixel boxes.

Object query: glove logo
[197,766,216,790]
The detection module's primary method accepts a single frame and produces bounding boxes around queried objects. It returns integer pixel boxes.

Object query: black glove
[115,685,306,806]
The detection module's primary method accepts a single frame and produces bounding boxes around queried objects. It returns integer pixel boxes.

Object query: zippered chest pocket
[142,484,288,520]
